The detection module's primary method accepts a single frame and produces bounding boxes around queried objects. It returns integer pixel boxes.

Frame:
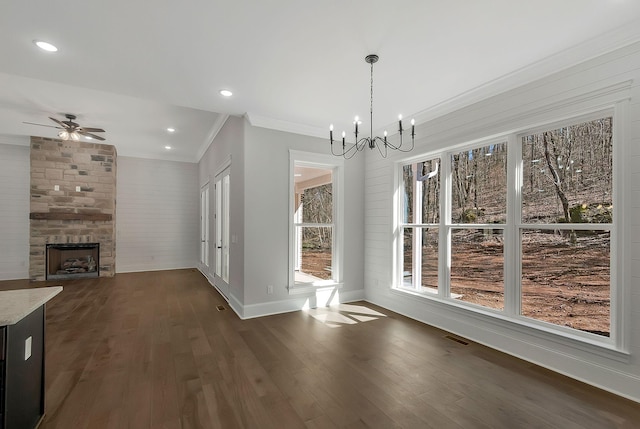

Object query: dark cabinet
[0,306,45,429]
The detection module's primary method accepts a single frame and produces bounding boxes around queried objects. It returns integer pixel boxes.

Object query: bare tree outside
[522,118,613,225]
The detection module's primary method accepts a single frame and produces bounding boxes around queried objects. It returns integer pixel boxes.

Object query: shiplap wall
[0,140,29,280]
[364,42,640,402]
[116,156,199,272]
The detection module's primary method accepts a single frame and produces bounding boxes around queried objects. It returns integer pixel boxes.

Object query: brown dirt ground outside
[302,235,610,336]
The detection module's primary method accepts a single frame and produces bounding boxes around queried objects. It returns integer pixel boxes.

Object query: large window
[289,151,343,291]
[397,112,617,341]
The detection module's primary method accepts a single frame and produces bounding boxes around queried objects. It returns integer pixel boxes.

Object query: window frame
[393,103,628,353]
[288,150,344,294]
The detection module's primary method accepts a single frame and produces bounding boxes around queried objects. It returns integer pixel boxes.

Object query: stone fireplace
[29,136,116,281]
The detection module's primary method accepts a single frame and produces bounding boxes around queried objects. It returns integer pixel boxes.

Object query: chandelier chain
[370,60,374,139]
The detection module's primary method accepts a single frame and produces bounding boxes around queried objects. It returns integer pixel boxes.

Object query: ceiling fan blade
[49,117,68,128]
[79,131,106,141]
[23,121,62,129]
[78,127,105,133]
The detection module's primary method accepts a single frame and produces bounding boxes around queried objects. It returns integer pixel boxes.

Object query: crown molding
[245,113,327,139]
[195,114,229,162]
[412,20,640,126]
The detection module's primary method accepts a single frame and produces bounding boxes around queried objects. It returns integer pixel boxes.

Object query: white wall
[364,42,640,402]
[0,139,29,280]
[116,156,199,272]
[241,121,365,317]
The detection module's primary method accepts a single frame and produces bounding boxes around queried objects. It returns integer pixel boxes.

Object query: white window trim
[288,150,344,294]
[393,87,630,355]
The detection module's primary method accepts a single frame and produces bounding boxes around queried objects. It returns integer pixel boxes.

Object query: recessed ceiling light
[165,145,172,150]
[85,136,93,140]
[219,89,233,97]
[166,127,175,133]
[33,40,58,52]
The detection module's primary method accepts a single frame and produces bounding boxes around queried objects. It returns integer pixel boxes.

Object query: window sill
[288,282,343,295]
[391,286,630,363]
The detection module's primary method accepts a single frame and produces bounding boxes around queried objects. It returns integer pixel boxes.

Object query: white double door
[200,165,231,298]
[214,167,230,297]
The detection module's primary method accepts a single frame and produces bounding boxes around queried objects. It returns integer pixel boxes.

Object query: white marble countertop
[0,286,63,326]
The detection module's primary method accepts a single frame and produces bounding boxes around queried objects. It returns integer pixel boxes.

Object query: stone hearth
[29,137,116,281]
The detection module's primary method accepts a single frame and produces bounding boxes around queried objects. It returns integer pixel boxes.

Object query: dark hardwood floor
[1,269,639,428]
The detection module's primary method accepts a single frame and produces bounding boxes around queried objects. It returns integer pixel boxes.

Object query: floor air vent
[445,335,469,345]
[216,305,226,311]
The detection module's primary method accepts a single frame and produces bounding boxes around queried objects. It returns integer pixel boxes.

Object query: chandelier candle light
[330,54,415,159]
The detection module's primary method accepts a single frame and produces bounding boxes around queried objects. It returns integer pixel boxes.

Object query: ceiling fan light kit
[330,54,415,159]
[58,130,80,141]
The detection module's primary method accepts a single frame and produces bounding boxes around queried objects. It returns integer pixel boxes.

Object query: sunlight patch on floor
[305,303,387,327]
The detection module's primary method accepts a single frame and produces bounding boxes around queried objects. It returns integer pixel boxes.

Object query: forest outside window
[450,143,507,310]
[396,111,617,341]
[520,117,613,337]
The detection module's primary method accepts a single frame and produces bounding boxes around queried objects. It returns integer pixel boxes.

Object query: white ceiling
[1,1,640,162]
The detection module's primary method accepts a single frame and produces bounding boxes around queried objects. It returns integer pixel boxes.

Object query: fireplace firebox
[46,243,100,280]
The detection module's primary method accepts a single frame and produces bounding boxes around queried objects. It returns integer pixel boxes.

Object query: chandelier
[330,54,415,159]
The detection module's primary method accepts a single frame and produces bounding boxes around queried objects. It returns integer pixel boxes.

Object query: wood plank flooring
[1,269,639,428]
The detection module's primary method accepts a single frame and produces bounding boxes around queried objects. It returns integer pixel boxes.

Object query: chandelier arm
[342,143,360,159]
[331,140,353,159]
[383,138,415,152]
[330,142,345,157]
[395,141,416,153]
[383,134,402,150]
[374,137,388,158]
[356,136,370,150]
[331,138,354,157]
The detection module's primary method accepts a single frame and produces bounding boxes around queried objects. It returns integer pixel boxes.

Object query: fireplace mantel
[29,212,113,221]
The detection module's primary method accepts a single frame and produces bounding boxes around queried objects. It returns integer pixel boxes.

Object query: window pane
[295,166,333,223]
[402,165,414,223]
[420,159,440,224]
[420,228,438,291]
[521,229,610,336]
[402,228,413,287]
[298,226,332,281]
[451,228,504,310]
[451,143,507,224]
[302,183,332,223]
[521,117,613,224]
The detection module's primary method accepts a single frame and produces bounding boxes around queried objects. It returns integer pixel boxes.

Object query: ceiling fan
[23,114,106,141]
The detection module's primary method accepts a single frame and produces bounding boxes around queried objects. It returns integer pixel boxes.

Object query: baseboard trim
[236,288,366,320]
[364,290,640,405]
